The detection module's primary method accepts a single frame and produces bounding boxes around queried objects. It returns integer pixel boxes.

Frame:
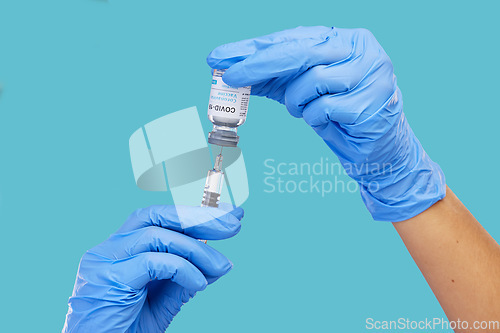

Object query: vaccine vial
[207,69,251,147]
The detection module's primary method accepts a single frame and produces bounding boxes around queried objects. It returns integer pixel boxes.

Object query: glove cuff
[359,139,446,222]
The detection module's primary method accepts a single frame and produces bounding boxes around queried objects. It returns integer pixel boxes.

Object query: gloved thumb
[179,203,244,240]
[118,203,244,241]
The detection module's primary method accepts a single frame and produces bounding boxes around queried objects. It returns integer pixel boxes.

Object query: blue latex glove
[207,26,445,222]
[63,204,243,332]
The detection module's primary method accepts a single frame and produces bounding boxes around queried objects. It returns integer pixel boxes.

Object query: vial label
[208,70,251,120]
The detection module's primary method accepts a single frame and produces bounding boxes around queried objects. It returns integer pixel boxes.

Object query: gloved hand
[63,204,243,332]
[207,26,445,222]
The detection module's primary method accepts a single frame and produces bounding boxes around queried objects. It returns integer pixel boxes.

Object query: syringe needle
[213,146,224,172]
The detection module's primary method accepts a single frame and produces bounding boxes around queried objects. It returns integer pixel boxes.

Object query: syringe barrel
[201,169,224,208]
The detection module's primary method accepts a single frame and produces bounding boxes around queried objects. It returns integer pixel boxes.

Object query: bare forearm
[393,186,500,331]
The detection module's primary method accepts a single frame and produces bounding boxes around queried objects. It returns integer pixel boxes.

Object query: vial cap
[208,129,239,147]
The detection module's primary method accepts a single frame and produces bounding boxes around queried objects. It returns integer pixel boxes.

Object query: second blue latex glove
[207,26,445,222]
[63,204,243,332]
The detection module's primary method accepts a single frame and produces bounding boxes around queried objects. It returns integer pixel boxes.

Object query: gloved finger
[117,252,208,291]
[109,226,233,278]
[301,93,369,127]
[207,26,333,69]
[118,204,243,240]
[284,55,370,118]
[301,67,397,126]
[220,28,352,88]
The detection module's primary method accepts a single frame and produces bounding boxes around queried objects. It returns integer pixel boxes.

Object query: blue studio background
[0,1,499,332]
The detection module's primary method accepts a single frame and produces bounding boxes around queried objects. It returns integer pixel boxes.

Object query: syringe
[201,146,224,208]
